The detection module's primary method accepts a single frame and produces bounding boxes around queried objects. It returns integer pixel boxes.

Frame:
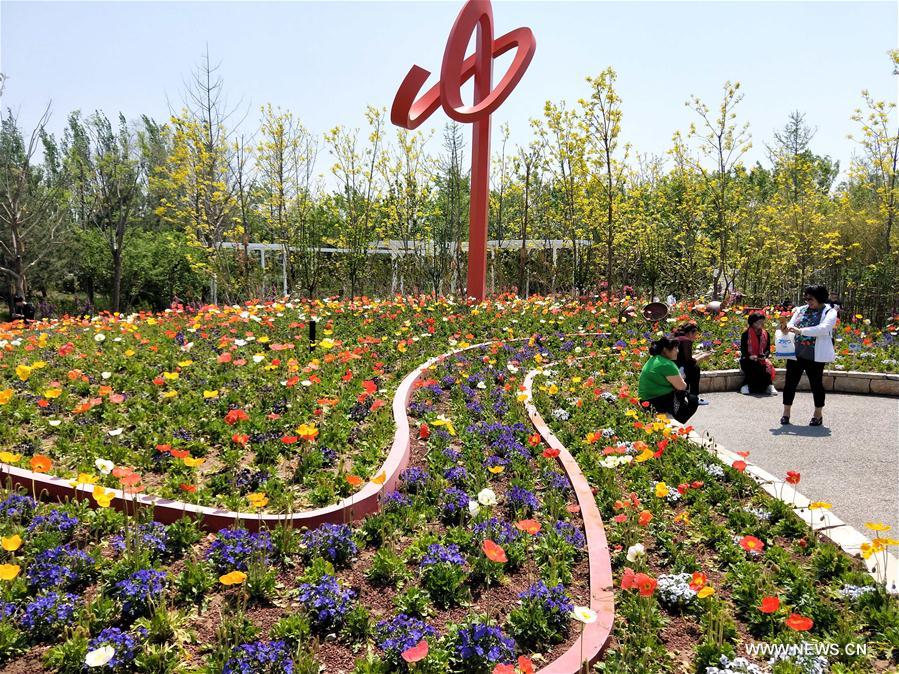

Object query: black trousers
[645,390,699,423]
[740,358,773,394]
[782,357,826,408]
[682,363,701,397]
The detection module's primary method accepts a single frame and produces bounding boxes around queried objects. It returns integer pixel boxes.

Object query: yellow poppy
[247,493,269,508]
[371,472,386,485]
[15,364,32,381]
[808,502,831,510]
[0,389,15,405]
[43,388,62,399]
[183,456,205,468]
[219,570,247,586]
[203,390,220,399]
[488,465,505,475]
[655,482,670,498]
[0,564,20,580]
[865,522,891,533]
[0,451,22,464]
[1,535,22,552]
[697,586,715,599]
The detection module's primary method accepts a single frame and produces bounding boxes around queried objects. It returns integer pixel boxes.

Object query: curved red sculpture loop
[391,0,535,301]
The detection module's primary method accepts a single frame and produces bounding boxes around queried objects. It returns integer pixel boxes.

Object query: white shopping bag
[774,330,795,359]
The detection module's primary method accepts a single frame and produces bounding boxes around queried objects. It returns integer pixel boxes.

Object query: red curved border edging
[522,367,615,673]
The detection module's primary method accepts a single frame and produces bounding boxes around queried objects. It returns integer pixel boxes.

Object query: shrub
[507,581,573,649]
[297,574,355,633]
[418,544,469,609]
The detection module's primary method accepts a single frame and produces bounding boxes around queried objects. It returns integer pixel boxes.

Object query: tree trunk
[112,250,123,313]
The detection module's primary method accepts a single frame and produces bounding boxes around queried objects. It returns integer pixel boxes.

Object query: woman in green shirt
[638,336,698,423]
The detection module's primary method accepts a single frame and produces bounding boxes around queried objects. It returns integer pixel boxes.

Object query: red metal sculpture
[391,0,536,301]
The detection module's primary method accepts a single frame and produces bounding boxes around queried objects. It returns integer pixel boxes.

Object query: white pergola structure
[216,239,590,299]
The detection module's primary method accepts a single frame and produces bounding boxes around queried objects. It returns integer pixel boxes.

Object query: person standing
[780,285,838,427]
[11,296,35,324]
[638,336,699,423]
[740,313,776,395]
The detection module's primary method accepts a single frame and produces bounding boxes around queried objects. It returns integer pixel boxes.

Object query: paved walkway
[692,391,899,534]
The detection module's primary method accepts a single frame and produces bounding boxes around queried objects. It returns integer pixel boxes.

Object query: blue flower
[375,614,437,663]
[27,544,95,589]
[296,574,354,633]
[26,508,79,538]
[301,523,357,567]
[114,569,166,619]
[419,544,467,569]
[223,639,294,674]
[452,621,516,667]
[0,493,36,522]
[207,528,272,572]
[110,522,169,561]
[88,627,145,670]
[19,592,78,639]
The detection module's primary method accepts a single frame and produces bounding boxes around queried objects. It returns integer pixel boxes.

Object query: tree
[582,67,629,288]
[676,81,752,298]
[326,106,384,298]
[0,106,67,300]
[849,51,899,254]
[62,111,142,312]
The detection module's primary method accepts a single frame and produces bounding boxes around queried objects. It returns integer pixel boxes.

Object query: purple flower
[301,523,357,567]
[419,544,467,569]
[88,627,145,669]
[27,545,95,589]
[297,574,354,632]
[444,466,468,487]
[206,528,272,572]
[399,467,430,493]
[375,614,437,663]
[19,592,78,639]
[451,621,516,668]
[26,508,79,538]
[110,522,169,560]
[0,493,36,522]
[223,640,294,674]
[507,486,539,517]
[114,569,166,619]
[382,491,410,512]
[440,487,470,522]
[472,518,521,546]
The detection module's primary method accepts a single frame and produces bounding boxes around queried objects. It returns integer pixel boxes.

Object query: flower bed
[529,354,899,673]
[0,335,606,673]
[1,297,895,515]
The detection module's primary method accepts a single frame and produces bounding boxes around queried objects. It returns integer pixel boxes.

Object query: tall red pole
[391,0,535,302]
[467,18,493,302]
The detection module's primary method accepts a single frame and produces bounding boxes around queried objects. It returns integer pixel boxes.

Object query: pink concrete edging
[522,367,615,673]
[0,342,492,532]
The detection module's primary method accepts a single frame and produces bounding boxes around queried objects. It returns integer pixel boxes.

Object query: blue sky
[1,1,896,177]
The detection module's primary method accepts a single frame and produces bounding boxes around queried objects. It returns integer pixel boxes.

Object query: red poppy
[739,535,764,553]
[224,409,248,425]
[156,444,172,454]
[732,460,747,472]
[419,423,430,440]
[612,514,627,524]
[542,447,560,459]
[217,352,233,364]
[691,481,705,489]
[621,567,636,590]
[482,539,507,563]
[638,510,652,527]
[786,471,801,485]
[111,466,133,478]
[514,519,541,535]
[759,596,780,614]
[401,639,429,663]
[784,613,813,631]
[281,435,298,445]
[362,380,377,395]
[370,399,385,412]
[232,433,249,446]
[634,572,657,597]
[736,451,750,458]
[180,484,197,493]
[170,449,190,460]
[37,399,49,408]
[118,473,141,487]
[492,665,515,674]
[527,433,541,447]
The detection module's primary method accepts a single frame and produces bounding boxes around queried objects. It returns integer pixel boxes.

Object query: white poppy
[85,645,115,668]
[571,606,597,624]
[252,354,265,364]
[48,419,62,427]
[626,543,646,563]
[108,428,123,437]
[93,333,106,343]
[477,488,497,507]
[468,500,481,517]
[95,458,114,475]
[101,372,112,380]
[234,339,247,347]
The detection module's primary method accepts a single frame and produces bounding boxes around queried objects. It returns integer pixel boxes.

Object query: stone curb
[700,368,899,396]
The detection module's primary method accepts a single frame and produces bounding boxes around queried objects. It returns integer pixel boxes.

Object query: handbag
[774,329,795,359]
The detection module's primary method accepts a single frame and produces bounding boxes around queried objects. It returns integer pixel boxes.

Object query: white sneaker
[697,398,710,406]
[767,385,777,395]
[740,385,750,395]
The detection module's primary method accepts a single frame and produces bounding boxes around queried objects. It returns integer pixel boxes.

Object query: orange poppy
[638,510,652,527]
[30,454,52,473]
[732,460,747,472]
[689,572,707,591]
[542,447,560,459]
[482,539,507,563]
[514,519,541,536]
[346,475,363,487]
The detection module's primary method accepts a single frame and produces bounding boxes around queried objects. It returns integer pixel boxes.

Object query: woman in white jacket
[781,284,838,427]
